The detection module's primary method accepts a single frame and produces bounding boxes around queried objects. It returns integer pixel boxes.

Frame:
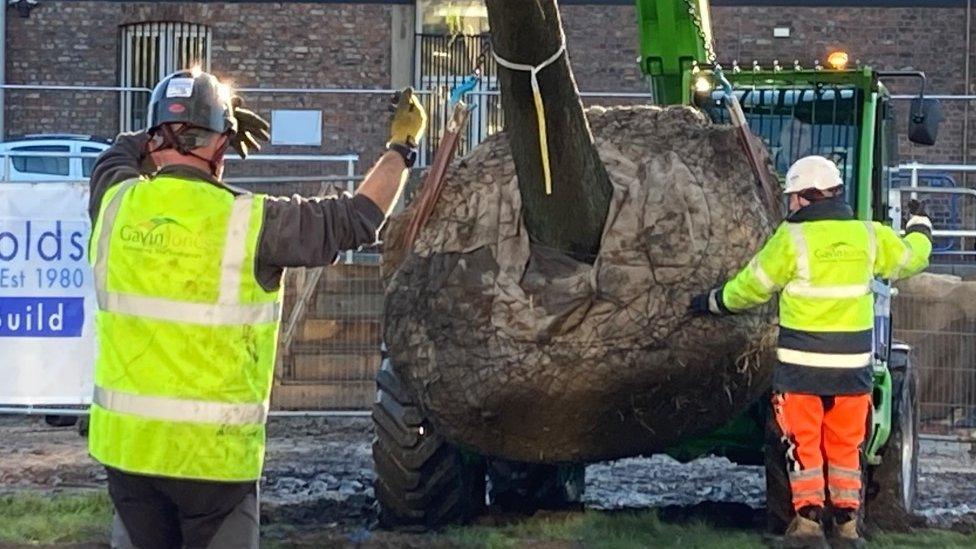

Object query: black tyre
[864,343,919,531]
[77,416,90,437]
[44,415,77,427]
[487,460,585,514]
[372,355,486,530]
[763,404,793,535]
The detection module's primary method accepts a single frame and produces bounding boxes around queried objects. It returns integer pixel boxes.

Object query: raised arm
[253,88,427,291]
[873,201,932,280]
[88,132,152,222]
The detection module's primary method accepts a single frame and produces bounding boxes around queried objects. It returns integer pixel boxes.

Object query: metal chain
[684,0,717,64]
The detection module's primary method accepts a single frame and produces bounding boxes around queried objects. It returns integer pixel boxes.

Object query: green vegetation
[450,512,763,549]
[448,510,976,549]
[2,492,976,548]
[0,491,112,544]
[872,530,976,548]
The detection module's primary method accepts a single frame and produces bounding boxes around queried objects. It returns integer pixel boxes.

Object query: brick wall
[5,1,394,176]
[560,3,974,165]
[3,1,974,173]
[710,5,972,164]
[562,5,648,94]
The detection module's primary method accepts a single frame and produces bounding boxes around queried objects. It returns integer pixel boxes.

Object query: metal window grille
[415,33,504,163]
[118,22,212,132]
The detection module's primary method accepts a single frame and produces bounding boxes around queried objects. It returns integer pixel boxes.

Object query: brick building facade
[2,0,973,174]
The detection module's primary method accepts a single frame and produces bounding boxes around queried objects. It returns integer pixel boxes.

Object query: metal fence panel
[894,294,976,440]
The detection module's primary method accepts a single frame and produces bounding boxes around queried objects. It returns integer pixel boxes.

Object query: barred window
[414,2,499,163]
[119,22,211,132]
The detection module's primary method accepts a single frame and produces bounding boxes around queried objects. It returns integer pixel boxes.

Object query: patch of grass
[2,493,974,549]
[873,530,976,548]
[0,490,112,544]
[449,511,976,549]
[449,511,765,549]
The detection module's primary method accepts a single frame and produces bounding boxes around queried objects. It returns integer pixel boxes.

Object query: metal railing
[0,82,651,171]
[890,163,976,256]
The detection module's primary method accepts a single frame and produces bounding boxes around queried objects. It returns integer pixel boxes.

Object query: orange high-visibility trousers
[772,392,871,511]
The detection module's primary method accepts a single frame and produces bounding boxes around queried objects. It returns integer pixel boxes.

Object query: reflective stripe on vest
[786,224,811,280]
[865,221,877,268]
[783,283,870,299]
[894,246,914,280]
[777,348,872,369]
[749,257,778,293]
[94,180,279,325]
[94,386,268,425]
[95,290,278,325]
[783,222,875,300]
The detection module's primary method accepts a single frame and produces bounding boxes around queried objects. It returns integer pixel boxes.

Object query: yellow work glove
[387,87,428,148]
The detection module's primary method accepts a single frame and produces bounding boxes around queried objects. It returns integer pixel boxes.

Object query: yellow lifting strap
[493,39,567,196]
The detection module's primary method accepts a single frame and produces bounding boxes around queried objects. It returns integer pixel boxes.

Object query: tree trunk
[485,0,612,262]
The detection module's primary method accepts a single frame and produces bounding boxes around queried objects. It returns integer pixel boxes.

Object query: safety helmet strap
[153,123,228,177]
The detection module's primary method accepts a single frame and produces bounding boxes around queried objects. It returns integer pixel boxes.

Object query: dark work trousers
[106,467,259,549]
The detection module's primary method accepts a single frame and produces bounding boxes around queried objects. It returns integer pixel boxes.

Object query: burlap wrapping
[384,106,779,462]
[894,273,976,425]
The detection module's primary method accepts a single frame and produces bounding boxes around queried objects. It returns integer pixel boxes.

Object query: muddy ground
[2,415,976,543]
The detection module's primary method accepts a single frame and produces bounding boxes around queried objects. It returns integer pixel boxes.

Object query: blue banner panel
[0,296,84,337]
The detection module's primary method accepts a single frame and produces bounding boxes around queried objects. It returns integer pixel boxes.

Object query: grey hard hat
[147,69,237,136]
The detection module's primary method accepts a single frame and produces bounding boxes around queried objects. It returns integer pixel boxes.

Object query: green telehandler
[372,0,942,534]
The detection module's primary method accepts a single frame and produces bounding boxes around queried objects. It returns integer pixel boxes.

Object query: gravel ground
[2,415,975,536]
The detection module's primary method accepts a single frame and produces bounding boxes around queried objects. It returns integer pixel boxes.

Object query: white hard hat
[784,156,843,194]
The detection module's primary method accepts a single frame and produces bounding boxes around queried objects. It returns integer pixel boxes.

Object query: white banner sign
[0,182,94,405]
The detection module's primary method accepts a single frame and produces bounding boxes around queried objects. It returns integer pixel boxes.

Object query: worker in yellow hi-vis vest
[87,69,426,548]
[690,156,931,549]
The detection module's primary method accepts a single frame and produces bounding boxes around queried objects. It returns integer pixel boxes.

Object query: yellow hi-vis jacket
[88,175,281,481]
[713,199,931,395]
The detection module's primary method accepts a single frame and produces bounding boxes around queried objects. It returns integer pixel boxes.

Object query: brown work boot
[831,509,866,549]
[780,506,829,549]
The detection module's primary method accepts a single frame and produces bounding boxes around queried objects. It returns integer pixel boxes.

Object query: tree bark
[485,0,612,262]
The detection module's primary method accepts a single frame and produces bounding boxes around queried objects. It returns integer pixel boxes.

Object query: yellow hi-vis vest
[716,203,931,395]
[88,175,281,482]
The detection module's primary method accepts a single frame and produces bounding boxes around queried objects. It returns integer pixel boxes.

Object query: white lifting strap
[492,38,567,196]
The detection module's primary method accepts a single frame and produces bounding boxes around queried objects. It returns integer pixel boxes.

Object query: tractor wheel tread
[373,419,445,470]
[372,439,423,492]
[376,363,412,405]
[372,358,486,530]
[372,402,419,448]
[373,391,423,431]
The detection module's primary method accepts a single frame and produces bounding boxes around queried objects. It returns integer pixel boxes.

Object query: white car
[0,135,111,182]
